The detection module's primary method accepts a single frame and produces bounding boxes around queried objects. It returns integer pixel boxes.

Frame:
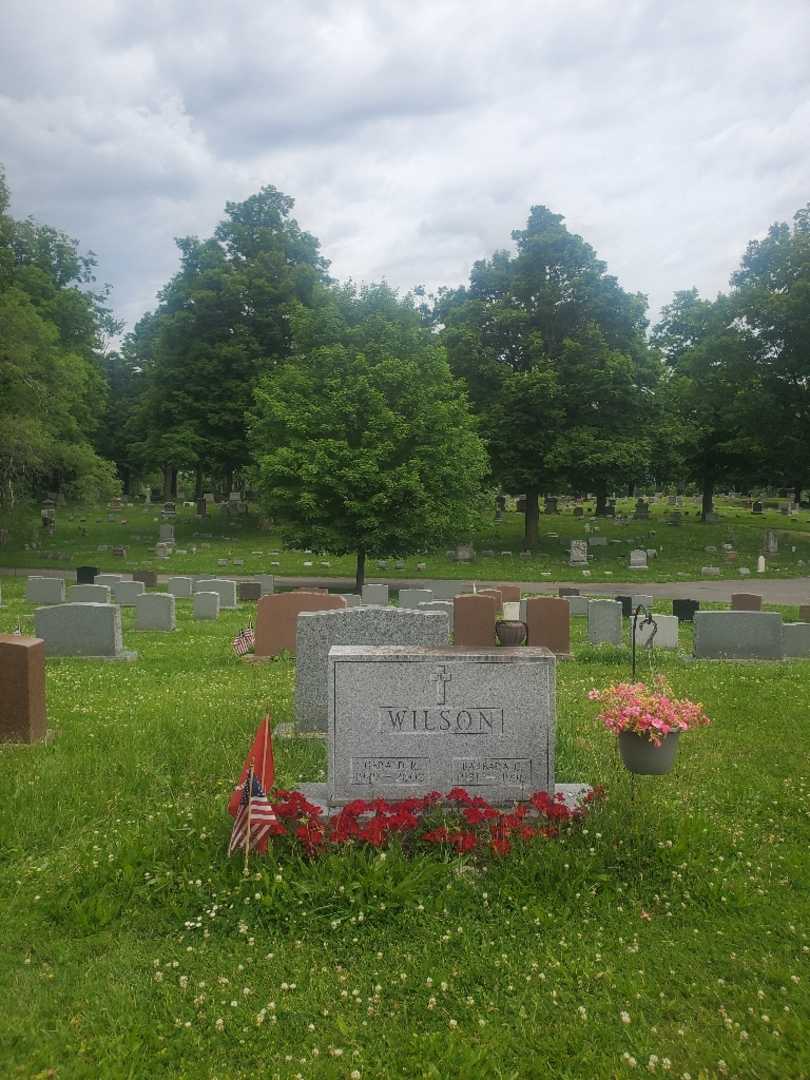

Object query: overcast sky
[2,0,809,338]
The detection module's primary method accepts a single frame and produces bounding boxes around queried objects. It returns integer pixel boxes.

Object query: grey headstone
[25,577,65,605]
[629,549,648,568]
[167,576,193,598]
[361,583,389,606]
[34,602,131,658]
[257,575,275,596]
[417,600,454,631]
[135,592,176,631]
[67,584,111,604]
[569,539,588,565]
[398,588,434,609]
[326,645,555,804]
[337,593,363,607]
[159,523,175,541]
[634,614,679,649]
[567,595,589,617]
[588,599,623,645]
[693,611,784,660]
[296,607,451,732]
[112,580,145,606]
[588,536,608,547]
[193,592,220,620]
[430,580,475,601]
[631,594,653,612]
[94,573,124,587]
[783,623,810,658]
[193,578,237,609]
[701,566,721,576]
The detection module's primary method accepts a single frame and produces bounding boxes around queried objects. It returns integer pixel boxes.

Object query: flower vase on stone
[496,601,526,646]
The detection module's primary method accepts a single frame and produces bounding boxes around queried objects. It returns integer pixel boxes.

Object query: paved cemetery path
[3,567,810,604]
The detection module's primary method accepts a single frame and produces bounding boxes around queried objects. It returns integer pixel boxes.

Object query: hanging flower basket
[618,730,680,775]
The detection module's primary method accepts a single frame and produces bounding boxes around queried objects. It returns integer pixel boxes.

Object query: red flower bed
[259,785,603,858]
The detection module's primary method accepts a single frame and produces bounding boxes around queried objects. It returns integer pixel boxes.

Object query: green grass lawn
[1,577,808,1079]
[3,497,810,583]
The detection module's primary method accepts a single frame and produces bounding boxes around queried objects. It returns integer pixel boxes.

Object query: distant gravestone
[167,576,193,598]
[257,575,275,596]
[193,592,220,620]
[799,603,810,622]
[112,580,145,606]
[135,592,176,631]
[731,593,762,611]
[752,501,763,514]
[430,580,475,601]
[672,599,699,622]
[614,595,632,618]
[398,588,434,609]
[569,540,588,566]
[94,573,124,588]
[361,583,389,606]
[133,570,158,588]
[0,635,47,743]
[336,594,363,607]
[498,584,521,603]
[693,611,783,660]
[629,549,648,569]
[25,577,65,605]
[254,592,347,657]
[316,645,559,805]
[784,624,810,658]
[455,544,476,562]
[453,594,497,646]
[524,597,570,656]
[237,581,261,602]
[631,593,653,612]
[295,606,451,732]
[193,578,237,609]
[476,587,503,609]
[417,600,454,631]
[566,595,589,617]
[701,566,721,576]
[34,603,135,660]
[588,600,623,645]
[68,584,111,604]
[76,565,98,585]
[558,587,580,597]
[766,531,778,555]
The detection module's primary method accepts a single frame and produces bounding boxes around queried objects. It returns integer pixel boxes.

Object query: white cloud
[1,0,809,334]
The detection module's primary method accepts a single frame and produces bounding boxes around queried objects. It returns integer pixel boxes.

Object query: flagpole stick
[261,714,269,793]
[244,763,254,875]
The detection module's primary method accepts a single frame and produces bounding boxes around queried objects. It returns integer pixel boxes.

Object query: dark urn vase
[618,731,680,775]
[495,619,527,646]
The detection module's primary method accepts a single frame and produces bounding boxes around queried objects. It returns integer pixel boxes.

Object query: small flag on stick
[232,623,255,656]
[228,769,277,857]
[228,715,275,817]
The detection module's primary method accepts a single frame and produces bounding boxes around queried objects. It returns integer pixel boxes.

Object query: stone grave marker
[255,592,347,657]
[799,603,810,622]
[417,600,454,631]
[76,565,98,585]
[453,594,497,646]
[337,594,363,607]
[135,592,176,631]
[615,595,632,618]
[701,566,721,576]
[295,606,451,732]
[25,577,66,605]
[634,614,679,649]
[0,635,47,743]
[566,595,589,617]
[167,576,193,598]
[498,584,521,603]
[34,603,135,660]
[524,597,570,656]
[783,624,810,658]
[693,611,783,660]
[672,599,699,622]
[558,587,580,597]
[588,600,623,645]
[731,593,762,611]
[430,580,475,601]
[455,543,475,562]
[398,588,433,609]
[133,570,158,588]
[193,592,220,620]
[362,583,389,606]
[68,584,111,604]
[193,578,237,609]
[631,593,653,612]
[237,581,262,602]
[476,588,503,609]
[257,574,275,596]
[766,531,778,554]
[569,540,588,566]
[94,573,124,588]
[309,645,567,806]
[629,549,648,569]
[112,580,145,606]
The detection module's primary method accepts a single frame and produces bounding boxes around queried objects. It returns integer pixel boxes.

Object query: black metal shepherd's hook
[631,604,657,680]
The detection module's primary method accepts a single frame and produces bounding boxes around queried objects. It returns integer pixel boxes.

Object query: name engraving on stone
[379,707,504,735]
[351,757,430,786]
[452,758,532,786]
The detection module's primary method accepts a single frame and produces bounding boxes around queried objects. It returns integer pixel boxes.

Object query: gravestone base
[295,781,592,815]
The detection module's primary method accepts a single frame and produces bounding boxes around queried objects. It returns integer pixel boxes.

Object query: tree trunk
[701,474,714,522]
[162,466,171,501]
[627,483,634,498]
[524,488,539,547]
[170,468,178,499]
[355,548,366,593]
[120,466,131,496]
[595,481,608,516]
[794,481,803,505]
[224,467,234,495]
[195,467,204,500]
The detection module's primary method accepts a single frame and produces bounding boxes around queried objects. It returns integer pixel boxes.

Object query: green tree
[438,206,654,541]
[251,284,489,590]
[0,166,120,507]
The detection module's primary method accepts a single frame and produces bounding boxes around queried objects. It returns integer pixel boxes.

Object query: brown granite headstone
[0,635,47,744]
[453,594,497,646]
[499,584,521,603]
[133,570,158,588]
[525,597,571,656]
[476,588,503,610]
[254,592,347,656]
[800,603,810,622]
[731,593,762,611]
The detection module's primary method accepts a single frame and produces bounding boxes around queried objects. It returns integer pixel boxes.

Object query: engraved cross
[432,665,452,705]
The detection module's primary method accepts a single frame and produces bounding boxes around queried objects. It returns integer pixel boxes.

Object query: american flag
[228,772,277,856]
[232,625,255,656]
